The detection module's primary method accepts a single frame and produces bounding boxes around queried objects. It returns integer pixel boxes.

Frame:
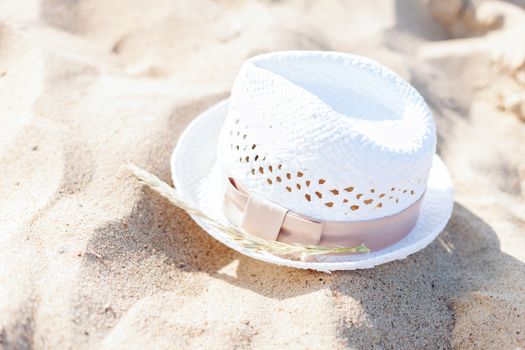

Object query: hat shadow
[82,184,524,347]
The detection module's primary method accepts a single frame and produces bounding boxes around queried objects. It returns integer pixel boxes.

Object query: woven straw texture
[217,51,436,221]
[171,99,453,272]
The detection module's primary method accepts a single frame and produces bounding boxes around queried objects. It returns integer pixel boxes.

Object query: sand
[0,0,524,349]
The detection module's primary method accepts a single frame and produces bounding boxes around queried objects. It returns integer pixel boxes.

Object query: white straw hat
[171,51,453,272]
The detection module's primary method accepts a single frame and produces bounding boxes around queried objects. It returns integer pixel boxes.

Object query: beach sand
[1,0,524,348]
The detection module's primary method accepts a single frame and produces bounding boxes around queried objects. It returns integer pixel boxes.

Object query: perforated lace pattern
[217,52,436,221]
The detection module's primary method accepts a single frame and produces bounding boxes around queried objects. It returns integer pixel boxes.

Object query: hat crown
[218,51,436,221]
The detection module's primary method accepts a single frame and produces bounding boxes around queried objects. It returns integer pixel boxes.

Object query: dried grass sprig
[127,163,370,258]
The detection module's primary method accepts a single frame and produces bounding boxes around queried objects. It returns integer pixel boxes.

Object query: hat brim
[171,99,454,272]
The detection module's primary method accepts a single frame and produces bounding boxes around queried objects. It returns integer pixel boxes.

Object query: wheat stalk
[127,163,370,258]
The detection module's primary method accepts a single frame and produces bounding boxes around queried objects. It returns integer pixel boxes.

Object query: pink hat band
[223,177,424,251]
